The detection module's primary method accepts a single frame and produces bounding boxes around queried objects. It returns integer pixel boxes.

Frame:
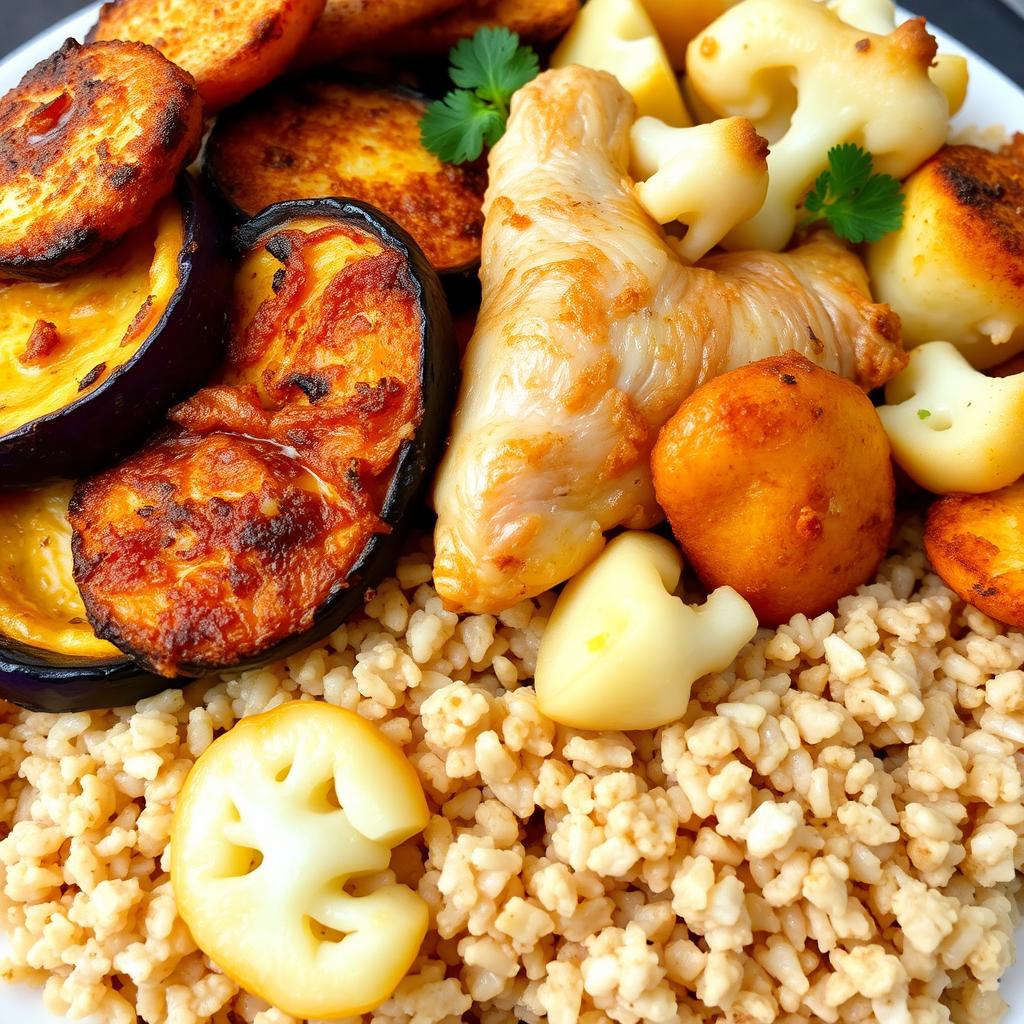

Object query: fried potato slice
[652,353,894,626]
[926,482,1024,628]
[295,0,463,66]
[89,0,326,112]
[0,39,201,281]
[385,0,581,52]
[204,80,486,274]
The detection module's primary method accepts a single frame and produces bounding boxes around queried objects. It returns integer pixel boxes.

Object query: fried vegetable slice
[71,204,455,676]
[385,0,581,52]
[296,0,463,66]
[0,39,202,280]
[89,0,326,112]
[925,482,1024,628]
[205,80,486,275]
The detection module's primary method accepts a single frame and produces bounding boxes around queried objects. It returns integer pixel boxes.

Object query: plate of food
[1,0,1023,1022]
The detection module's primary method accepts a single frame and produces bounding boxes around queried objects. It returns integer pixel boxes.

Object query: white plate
[1,4,1024,1023]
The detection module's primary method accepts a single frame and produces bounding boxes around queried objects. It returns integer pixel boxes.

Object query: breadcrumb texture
[0,519,1022,1024]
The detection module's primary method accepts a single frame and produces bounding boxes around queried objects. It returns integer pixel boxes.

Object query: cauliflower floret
[630,116,769,262]
[868,141,1024,368]
[686,0,950,251]
[551,0,689,126]
[878,342,1024,494]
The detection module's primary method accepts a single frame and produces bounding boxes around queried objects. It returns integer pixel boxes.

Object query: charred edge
[942,163,1007,207]
[271,268,287,293]
[77,362,107,391]
[156,93,189,153]
[353,377,403,415]
[283,372,331,403]
[107,163,140,189]
[265,233,293,263]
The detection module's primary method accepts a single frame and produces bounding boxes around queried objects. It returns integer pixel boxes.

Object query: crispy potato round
[652,353,895,626]
[925,482,1024,627]
[89,0,326,113]
[0,39,202,281]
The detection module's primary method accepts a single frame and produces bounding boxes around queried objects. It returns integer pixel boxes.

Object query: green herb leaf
[421,90,505,165]
[803,144,905,244]
[917,408,932,420]
[420,27,540,164]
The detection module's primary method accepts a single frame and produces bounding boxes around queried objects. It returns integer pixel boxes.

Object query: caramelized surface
[0,481,120,660]
[71,215,426,675]
[90,0,326,112]
[0,198,183,438]
[206,81,486,273]
[0,40,200,278]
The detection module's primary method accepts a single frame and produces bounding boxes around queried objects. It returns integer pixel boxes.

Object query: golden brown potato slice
[89,0,326,112]
[0,39,201,281]
[295,0,463,66]
[926,482,1024,627]
[204,80,486,274]
[385,0,581,52]
[652,353,894,626]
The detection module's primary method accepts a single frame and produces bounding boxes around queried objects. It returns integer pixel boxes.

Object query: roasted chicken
[432,67,904,614]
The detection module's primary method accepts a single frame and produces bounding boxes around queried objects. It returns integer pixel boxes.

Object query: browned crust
[919,141,1024,292]
[89,0,326,112]
[70,220,426,675]
[0,39,201,280]
[925,483,1024,628]
[205,79,486,273]
[295,0,463,66]
[382,0,581,53]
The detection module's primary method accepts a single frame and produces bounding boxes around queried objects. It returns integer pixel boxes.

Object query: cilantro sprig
[420,27,540,164]
[803,144,905,244]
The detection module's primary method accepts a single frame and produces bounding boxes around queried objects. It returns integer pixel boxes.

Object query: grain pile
[0,517,1021,1024]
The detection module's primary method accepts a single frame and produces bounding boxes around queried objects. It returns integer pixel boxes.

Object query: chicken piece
[432,67,903,614]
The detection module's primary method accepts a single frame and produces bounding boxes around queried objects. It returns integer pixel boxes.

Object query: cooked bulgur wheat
[0,516,1021,1024]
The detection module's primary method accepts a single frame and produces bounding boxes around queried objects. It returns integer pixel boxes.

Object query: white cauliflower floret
[630,116,769,262]
[878,342,1024,494]
[686,0,950,250]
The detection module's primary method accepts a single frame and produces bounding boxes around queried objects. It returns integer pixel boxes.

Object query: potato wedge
[89,0,326,112]
[204,79,486,275]
[926,482,1024,627]
[0,39,201,281]
[652,353,894,626]
[385,0,581,52]
[296,0,463,66]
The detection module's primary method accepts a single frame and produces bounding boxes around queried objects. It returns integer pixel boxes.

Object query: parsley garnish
[917,409,932,420]
[420,27,540,164]
[803,144,905,244]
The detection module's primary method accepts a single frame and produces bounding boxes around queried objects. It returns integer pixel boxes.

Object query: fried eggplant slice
[295,0,463,66]
[89,0,326,112]
[385,0,581,52]
[0,39,202,281]
[925,481,1024,628]
[71,200,457,677]
[205,79,486,275]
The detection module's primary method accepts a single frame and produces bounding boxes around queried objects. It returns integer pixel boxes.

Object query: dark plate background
[1,0,1023,86]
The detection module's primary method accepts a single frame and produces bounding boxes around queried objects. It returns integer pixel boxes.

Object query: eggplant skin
[0,39,203,281]
[0,648,166,713]
[204,77,487,278]
[0,174,231,488]
[71,199,458,678]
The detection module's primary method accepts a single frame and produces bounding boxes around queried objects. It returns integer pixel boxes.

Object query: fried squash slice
[70,204,456,677]
[0,39,202,280]
[205,79,486,275]
[89,0,326,112]
[926,482,1024,628]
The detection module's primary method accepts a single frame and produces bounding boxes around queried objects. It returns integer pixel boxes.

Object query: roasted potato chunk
[296,0,463,66]
[89,0,326,112]
[868,141,1024,368]
[0,39,201,281]
[385,0,581,52]
[205,80,486,275]
[926,482,1024,628]
[652,353,894,625]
